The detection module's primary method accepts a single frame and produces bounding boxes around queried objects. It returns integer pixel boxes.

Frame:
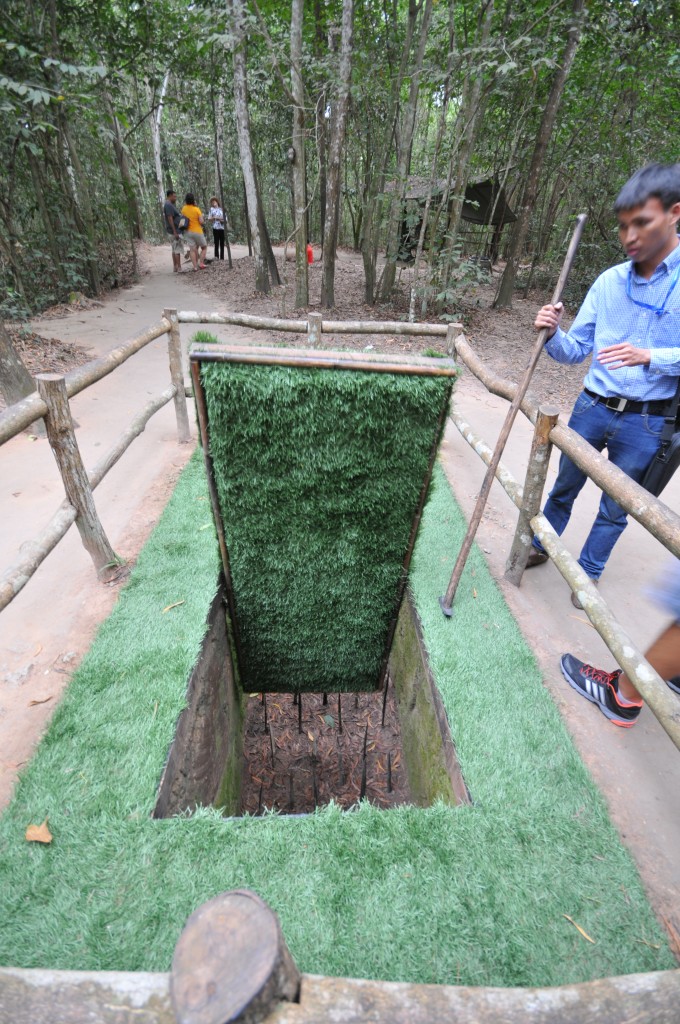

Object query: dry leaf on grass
[563,914,595,943]
[25,819,52,844]
[28,696,53,707]
[162,600,185,614]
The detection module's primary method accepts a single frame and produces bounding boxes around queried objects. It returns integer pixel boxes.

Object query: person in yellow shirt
[180,193,208,270]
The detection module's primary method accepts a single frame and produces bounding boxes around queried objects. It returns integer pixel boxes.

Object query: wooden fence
[2,888,679,1022]
[0,309,190,611]
[1,307,679,749]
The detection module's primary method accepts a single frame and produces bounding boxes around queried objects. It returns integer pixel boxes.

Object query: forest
[0,0,678,322]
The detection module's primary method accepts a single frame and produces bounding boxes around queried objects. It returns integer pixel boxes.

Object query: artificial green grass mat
[200,358,452,692]
[0,455,673,986]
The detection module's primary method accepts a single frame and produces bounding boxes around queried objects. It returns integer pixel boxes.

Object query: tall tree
[290,0,309,307]
[379,0,433,301]
[321,0,354,309]
[230,0,269,292]
[494,0,585,309]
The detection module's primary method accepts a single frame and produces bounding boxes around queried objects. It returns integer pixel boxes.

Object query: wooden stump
[170,890,300,1024]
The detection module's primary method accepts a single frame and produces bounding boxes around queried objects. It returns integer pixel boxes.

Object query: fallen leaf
[28,696,53,706]
[472,588,478,599]
[322,714,335,727]
[199,523,212,531]
[32,644,42,657]
[25,819,52,844]
[162,600,185,614]
[563,915,595,944]
[635,937,661,950]
[307,731,315,742]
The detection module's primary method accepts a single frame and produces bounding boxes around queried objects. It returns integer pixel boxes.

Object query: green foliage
[201,354,453,692]
[1,0,680,310]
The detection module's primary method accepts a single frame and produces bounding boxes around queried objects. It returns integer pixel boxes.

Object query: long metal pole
[440,213,587,616]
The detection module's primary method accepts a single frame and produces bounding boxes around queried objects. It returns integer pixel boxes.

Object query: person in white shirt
[208,197,226,260]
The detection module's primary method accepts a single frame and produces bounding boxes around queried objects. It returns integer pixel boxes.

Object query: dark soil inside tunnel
[240,685,411,815]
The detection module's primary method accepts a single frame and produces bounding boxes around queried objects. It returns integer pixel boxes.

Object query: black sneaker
[560,654,642,728]
[668,676,680,695]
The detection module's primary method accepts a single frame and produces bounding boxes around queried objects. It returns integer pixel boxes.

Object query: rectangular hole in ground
[153,586,470,819]
[240,687,410,815]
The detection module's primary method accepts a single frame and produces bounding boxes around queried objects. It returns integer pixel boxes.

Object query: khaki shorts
[169,234,184,255]
[184,230,207,249]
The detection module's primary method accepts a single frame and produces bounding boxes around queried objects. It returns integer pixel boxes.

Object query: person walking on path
[163,189,185,273]
[560,560,680,727]
[527,163,680,607]
[207,197,226,260]
[181,192,208,271]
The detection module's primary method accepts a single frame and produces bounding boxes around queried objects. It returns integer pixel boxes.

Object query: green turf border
[0,451,673,985]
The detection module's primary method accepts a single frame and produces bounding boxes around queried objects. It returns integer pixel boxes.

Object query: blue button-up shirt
[545,239,680,401]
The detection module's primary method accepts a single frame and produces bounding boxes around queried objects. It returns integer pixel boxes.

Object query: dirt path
[1,245,679,945]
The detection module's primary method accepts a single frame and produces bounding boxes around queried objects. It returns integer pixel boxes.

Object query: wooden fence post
[307,312,323,348]
[446,324,456,357]
[35,374,119,578]
[171,890,300,1024]
[164,308,191,444]
[505,404,559,586]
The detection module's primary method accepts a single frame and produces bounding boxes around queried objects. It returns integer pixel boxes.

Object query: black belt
[584,388,670,416]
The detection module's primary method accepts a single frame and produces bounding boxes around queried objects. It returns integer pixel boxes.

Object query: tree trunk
[256,183,281,286]
[103,91,144,242]
[407,5,457,322]
[314,0,328,245]
[150,70,171,208]
[360,0,419,303]
[26,150,68,289]
[290,0,309,307]
[494,0,585,309]
[321,0,354,308]
[0,322,45,434]
[231,0,269,292]
[444,0,495,253]
[59,116,102,295]
[379,0,434,301]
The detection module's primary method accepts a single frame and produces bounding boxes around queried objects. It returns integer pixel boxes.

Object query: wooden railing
[2,888,679,1022]
[0,310,190,611]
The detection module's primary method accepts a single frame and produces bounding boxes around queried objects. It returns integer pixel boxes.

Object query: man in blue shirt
[527,163,680,727]
[527,163,680,604]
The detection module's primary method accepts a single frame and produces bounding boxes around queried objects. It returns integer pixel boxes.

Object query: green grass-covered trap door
[191,343,456,694]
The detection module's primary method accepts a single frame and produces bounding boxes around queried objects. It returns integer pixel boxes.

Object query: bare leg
[619,623,680,702]
[188,244,198,270]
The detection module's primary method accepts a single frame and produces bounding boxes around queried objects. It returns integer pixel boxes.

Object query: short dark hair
[614,163,680,212]
[185,192,195,205]
[166,189,176,197]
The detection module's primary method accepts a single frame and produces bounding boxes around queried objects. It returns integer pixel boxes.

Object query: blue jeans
[533,391,664,579]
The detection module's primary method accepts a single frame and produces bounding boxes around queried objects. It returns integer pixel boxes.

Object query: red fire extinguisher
[306,243,313,264]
